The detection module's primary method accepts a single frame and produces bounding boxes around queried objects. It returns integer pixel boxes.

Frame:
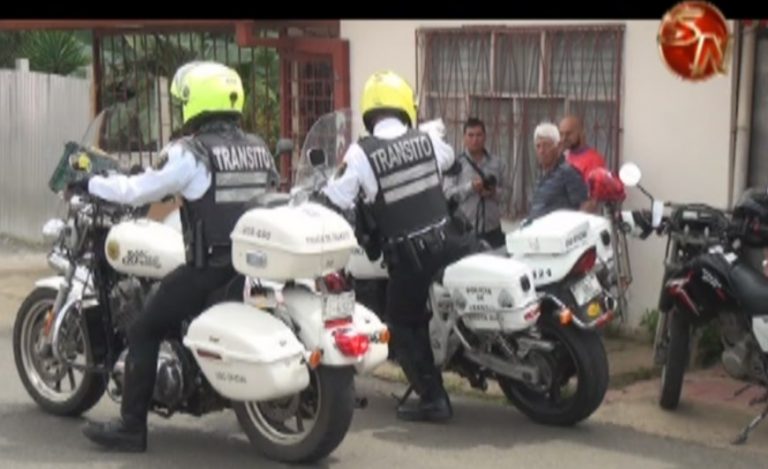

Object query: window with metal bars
[417,26,624,219]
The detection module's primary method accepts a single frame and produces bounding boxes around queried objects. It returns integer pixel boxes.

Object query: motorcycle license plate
[571,273,602,306]
[322,291,356,320]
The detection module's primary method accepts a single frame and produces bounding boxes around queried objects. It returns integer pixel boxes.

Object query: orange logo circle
[657,1,730,81]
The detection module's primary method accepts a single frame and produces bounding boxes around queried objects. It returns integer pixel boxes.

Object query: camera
[482,174,497,190]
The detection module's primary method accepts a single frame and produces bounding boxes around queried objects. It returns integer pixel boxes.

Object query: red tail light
[324,317,353,328]
[320,271,349,293]
[332,328,370,357]
[570,247,597,277]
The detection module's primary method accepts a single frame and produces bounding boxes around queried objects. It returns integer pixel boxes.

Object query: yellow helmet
[360,70,417,133]
[170,61,244,126]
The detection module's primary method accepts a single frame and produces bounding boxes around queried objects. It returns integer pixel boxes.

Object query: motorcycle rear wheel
[234,365,355,464]
[498,317,609,426]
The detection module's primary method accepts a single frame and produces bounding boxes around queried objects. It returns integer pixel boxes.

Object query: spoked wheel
[234,366,355,464]
[498,318,609,426]
[13,287,106,416]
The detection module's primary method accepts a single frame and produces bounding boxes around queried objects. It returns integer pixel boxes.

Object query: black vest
[359,129,448,240]
[179,122,277,265]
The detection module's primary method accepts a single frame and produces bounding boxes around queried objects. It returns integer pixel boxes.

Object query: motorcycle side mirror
[652,200,665,228]
[308,148,327,168]
[619,163,642,187]
[275,138,294,156]
[619,162,655,202]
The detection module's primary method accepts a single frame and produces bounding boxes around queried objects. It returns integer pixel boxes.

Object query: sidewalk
[372,336,658,398]
[372,337,768,454]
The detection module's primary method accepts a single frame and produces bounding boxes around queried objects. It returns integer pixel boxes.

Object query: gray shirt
[528,156,588,220]
[443,150,506,233]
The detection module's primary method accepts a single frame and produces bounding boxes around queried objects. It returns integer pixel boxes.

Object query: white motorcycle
[299,109,611,426]
[12,107,389,464]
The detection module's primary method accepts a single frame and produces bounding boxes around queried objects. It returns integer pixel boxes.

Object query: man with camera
[444,117,507,248]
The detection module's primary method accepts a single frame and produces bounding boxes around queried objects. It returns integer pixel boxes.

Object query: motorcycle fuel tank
[104,218,186,279]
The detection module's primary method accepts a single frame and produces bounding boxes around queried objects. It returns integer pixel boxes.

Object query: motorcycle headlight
[41,218,65,243]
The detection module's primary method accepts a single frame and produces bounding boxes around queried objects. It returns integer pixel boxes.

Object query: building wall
[341,20,737,329]
[0,67,91,241]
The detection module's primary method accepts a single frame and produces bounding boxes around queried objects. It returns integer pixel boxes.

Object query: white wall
[0,67,92,241]
[341,20,737,330]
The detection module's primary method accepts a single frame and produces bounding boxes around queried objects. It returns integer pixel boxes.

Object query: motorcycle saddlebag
[183,302,310,402]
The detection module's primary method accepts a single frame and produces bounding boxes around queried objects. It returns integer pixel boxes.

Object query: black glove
[309,189,343,214]
[444,160,462,177]
[632,210,654,239]
[66,176,92,196]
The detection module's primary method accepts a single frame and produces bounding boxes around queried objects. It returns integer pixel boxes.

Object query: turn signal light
[374,328,391,344]
[308,349,323,369]
[559,308,573,326]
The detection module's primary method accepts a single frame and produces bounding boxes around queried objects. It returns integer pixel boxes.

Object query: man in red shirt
[559,115,606,212]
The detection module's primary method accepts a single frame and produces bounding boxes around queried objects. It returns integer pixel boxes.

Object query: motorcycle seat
[730,262,768,316]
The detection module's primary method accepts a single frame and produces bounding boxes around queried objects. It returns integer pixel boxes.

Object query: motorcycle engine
[112,340,187,409]
[109,277,148,334]
[720,313,768,383]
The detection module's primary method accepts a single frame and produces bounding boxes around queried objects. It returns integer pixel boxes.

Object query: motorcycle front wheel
[13,287,107,416]
[658,308,691,410]
[497,317,609,426]
[233,365,355,464]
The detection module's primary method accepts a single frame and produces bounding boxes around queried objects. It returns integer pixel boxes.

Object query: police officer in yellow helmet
[74,61,279,451]
[318,70,473,422]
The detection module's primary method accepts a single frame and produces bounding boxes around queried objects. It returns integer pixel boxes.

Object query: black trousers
[480,227,505,249]
[120,263,235,428]
[384,225,474,401]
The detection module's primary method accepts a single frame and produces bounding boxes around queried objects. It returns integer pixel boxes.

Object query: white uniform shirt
[322,117,455,210]
[88,142,210,206]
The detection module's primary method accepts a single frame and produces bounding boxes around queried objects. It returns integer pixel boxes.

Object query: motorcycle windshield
[47,107,120,194]
[292,108,355,192]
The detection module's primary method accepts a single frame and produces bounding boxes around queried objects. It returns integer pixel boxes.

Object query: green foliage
[695,322,724,368]
[640,308,660,339]
[0,30,91,76]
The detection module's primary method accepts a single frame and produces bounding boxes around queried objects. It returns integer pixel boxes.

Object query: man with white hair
[527,122,589,220]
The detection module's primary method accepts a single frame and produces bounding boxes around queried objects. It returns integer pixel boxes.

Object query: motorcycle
[617,161,768,444]
[12,106,389,463]
[300,108,611,426]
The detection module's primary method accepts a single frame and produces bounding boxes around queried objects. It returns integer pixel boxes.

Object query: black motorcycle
[618,162,768,444]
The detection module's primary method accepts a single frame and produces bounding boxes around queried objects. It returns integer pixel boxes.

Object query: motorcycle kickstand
[732,404,768,445]
[391,385,414,406]
[732,386,768,445]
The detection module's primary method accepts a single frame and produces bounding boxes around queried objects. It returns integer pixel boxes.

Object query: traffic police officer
[320,70,472,422]
[73,61,280,451]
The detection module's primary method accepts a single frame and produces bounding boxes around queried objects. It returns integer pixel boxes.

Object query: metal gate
[416,25,624,219]
[91,26,343,177]
[92,27,281,168]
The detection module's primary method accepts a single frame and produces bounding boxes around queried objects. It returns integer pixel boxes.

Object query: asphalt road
[0,266,765,468]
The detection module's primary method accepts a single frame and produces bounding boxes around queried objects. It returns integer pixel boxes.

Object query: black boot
[396,387,453,423]
[391,323,453,423]
[82,418,147,452]
[84,341,157,452]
